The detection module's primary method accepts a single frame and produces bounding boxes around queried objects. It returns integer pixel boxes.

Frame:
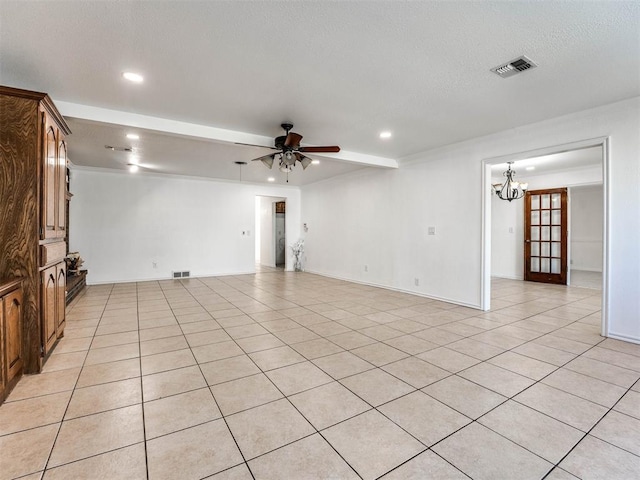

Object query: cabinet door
[0,302,5,389]
[56,139,67,237]
[42,266,57,354]
[42,116,58,240]
[56,263,66,337]
[4,289,23,382]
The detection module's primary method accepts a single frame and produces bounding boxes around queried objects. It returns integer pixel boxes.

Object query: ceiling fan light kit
[248,123,341,182]
[493,162,528,202]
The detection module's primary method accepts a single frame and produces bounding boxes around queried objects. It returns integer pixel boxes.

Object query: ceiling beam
[57,101,398,169]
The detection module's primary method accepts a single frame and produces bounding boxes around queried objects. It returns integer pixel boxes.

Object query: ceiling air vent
[491,56,537,78]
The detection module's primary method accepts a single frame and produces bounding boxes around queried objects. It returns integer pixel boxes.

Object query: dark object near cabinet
[1,279,24,402]
[66,270,87,306]
[0,86,71,373]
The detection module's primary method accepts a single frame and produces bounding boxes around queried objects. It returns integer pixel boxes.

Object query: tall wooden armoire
[0,86,71,373]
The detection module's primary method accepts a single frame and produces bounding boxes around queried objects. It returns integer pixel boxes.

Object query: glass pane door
[524,188,568,285]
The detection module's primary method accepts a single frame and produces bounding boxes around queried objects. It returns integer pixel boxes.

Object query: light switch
[428,226,436,235]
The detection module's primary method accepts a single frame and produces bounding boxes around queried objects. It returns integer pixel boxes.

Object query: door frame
[480,137,610,337]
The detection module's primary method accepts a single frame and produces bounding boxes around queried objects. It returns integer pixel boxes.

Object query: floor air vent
[491,55,537,78]
[172,271,191,278]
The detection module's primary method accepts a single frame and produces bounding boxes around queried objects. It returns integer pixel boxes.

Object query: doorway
[275,201,286,267]
[482,138,610,335]
[255,196,286,270]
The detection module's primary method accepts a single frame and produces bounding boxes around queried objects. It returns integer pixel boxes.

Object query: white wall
[70,169,300,283]
[490,165,603,280]
[491,195,524,279]
[302,97,640,342]
[570,185,603,272]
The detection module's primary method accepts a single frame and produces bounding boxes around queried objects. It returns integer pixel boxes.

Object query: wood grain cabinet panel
[55,263,66,337]
[57,141,67,237]
[5,289,23,382]
[43,122,58,240]
[0,279,24,403]
[42,266,57,355]
[42,116,68,241]
[0,305,5,394]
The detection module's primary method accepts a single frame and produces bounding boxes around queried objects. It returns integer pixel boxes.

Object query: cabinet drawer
[40,242,66,267]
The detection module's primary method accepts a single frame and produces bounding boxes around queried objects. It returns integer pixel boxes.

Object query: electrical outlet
[364,265,368,272]
[428,226,436,235]
[414,278,420,286]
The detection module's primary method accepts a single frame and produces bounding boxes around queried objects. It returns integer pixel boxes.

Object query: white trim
[570,267,603,273]
[86,270,259,285]
[607,332,640,346]
[601,137,611,338]
[492,274,525,281]
[480,162,492,310]
[481,137,610,336]
[304,269,482,310]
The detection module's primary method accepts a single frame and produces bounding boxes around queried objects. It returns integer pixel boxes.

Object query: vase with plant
[65,252,84,275]
[291,239,304,272]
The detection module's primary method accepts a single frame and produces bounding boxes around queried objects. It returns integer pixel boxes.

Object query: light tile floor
[1,272,639,479]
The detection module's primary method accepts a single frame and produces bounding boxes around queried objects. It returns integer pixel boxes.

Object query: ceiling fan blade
[284,132,303,148]
[298,154,313,170]
[251,153,276,169]
[234,142,278,150]
[298,146,340,153]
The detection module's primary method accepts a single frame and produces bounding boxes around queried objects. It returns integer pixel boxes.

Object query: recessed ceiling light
[526,166,535,171]
[126,133,139,140]
[311,160,320,165]
[122,72,144,83]
[379,131,392,139]
[128,164,139,173]
[267,177,275,182]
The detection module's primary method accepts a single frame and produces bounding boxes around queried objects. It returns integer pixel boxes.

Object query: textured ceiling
[0,1,638,182]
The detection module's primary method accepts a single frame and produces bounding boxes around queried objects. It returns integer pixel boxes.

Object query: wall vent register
[491,55,538,78]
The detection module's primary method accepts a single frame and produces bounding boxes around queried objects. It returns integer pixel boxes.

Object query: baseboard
[86,270,258,285]
[606,331,640,345]
[491,274,524,281]
[304,269,481,310]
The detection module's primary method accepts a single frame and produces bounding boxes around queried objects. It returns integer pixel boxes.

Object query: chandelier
[493,162,528,202]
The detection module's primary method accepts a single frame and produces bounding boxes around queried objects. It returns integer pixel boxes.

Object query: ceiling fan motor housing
[274,135,287,150]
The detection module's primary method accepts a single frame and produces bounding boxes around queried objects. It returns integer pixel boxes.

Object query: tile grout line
[158,278,257,480]
[40,282,112,476]
[176,276,366,480]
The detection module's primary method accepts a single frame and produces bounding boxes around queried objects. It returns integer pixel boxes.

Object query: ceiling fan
[246,123,340,179]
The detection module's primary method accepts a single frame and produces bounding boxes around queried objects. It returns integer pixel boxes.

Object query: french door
[524,188,568,285]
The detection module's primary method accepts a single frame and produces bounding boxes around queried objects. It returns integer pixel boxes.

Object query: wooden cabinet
[42,115,68,240]
[41,266,57,354]
[1,279,24,403]
[0,86,71,373]
[56,264,66,335]
[41,262,66,355]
